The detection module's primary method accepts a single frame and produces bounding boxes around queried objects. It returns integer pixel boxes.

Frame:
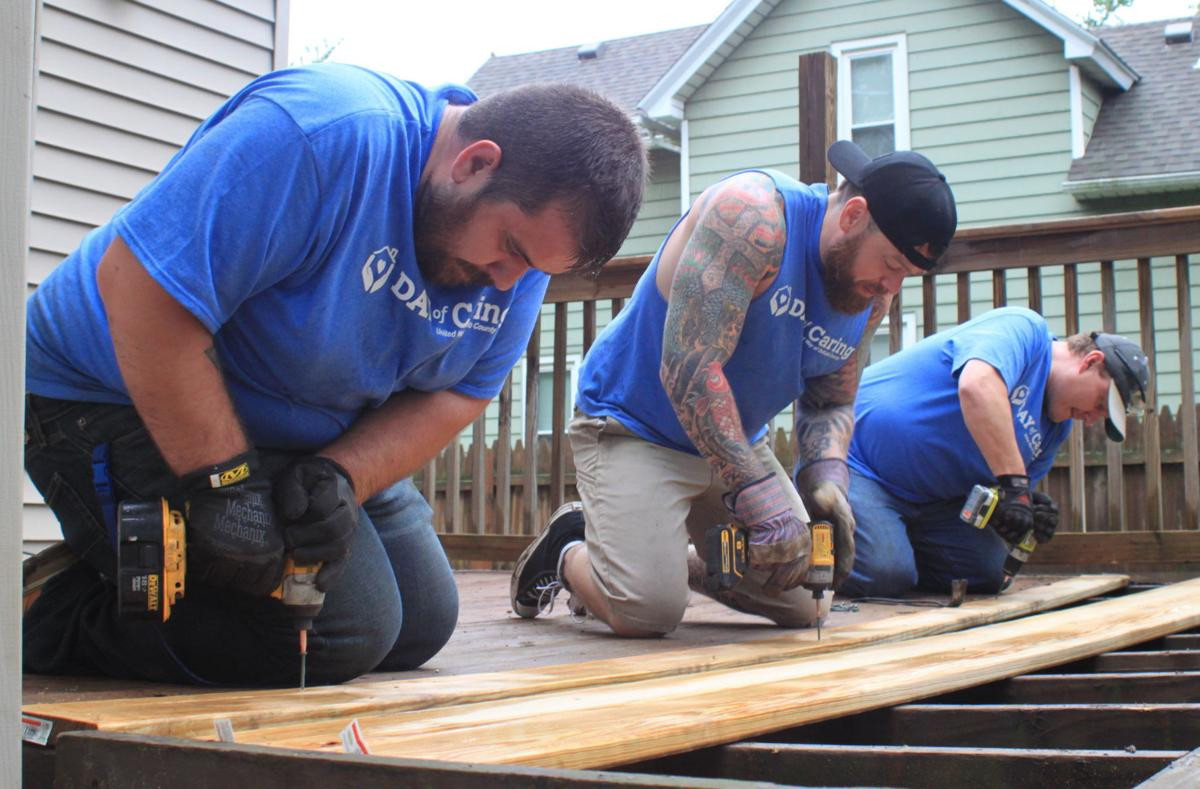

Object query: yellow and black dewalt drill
[704,519,836,637]
[115,499,323,688]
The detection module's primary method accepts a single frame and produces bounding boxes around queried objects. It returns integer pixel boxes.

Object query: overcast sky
[287,0,1198,85]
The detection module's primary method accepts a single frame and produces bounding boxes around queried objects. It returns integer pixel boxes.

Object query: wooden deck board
[23,574,1127,742]
[211,577,1200,769]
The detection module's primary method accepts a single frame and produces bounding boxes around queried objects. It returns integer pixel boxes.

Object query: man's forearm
[319,388,489,502]
[959,360,1026,477]
[98,235,248,474]
[668,360,767,490]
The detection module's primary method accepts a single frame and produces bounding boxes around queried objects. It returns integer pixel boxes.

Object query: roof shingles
[467,25,707,113]
[1069,18,1200,182]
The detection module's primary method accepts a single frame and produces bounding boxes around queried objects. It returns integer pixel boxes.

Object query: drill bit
[299,628,308,691]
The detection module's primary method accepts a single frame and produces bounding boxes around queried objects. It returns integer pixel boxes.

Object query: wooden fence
[417,205,1200,556]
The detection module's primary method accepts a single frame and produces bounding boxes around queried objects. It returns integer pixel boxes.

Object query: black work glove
[1031,491,1059,544]
[182,450,286,596]
[724,474,811,597]
[795,458,856,589]
[273,456,358,591]
[991,473,1034,546]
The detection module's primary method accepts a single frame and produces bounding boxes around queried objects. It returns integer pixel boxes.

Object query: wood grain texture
[23,576,1126,742]
[217,577,1200,769]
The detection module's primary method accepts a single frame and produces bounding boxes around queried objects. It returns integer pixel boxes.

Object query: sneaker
[510,501,585,618]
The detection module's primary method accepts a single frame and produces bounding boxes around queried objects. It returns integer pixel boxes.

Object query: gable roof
[1067,18,1200,196]
[467,25,707,116]
[470,0,1137,130]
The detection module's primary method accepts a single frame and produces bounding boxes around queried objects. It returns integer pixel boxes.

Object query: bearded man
[23,63,646,685]
[510,141,956,636]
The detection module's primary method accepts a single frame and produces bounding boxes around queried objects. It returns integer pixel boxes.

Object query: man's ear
[450,140,502,185]
[1082,349,1106,373]
[838,195,872,235]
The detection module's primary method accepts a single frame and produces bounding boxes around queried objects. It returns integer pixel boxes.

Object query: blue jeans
[23,395,458,686]
[840,468,1010,598]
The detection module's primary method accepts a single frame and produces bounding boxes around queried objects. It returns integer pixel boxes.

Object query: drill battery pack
[116,499,186,622]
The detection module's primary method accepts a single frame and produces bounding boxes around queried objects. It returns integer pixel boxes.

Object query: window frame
[830,34,912,157]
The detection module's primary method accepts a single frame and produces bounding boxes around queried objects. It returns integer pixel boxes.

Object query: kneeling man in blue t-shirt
[23,65,647,686]
[843,307,1150,597]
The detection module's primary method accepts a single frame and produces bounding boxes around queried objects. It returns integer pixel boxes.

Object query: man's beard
[821,232,876,315]
[412,180,494,288]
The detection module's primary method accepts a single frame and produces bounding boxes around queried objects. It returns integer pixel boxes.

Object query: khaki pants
[568,412,830,634]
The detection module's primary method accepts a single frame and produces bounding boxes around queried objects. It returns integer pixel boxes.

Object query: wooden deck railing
[418,205,1200,558]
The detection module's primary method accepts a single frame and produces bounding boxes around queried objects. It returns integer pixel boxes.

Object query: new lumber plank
[22,575,1127,742]
[1138,746,1200,789]
[219,577,1200,769]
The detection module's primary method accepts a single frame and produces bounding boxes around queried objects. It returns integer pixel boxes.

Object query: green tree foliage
[291,38,343,66]
[1082,0,1136,27]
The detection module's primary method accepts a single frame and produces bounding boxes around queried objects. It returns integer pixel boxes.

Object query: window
[516,356,580,437]
[830,35,911,158]
[867,310,917,366]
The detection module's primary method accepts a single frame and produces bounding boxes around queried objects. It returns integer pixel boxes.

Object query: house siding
[25,0,286,552]
[620,147,682,257]
[1081,73,1103,146]
[28,0,280,288]
[685,0,1088,226]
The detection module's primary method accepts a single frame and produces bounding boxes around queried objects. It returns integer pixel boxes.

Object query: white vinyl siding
[28,0,284,287]
[24,0,288,554]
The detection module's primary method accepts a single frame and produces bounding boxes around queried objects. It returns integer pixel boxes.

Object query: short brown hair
[458,84,648,274]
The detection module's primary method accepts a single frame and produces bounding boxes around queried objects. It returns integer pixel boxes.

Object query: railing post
[1063,263,1086,532]
[797,52,837,190]
[1176,254,1199,529]
[1100,260,1124,530]
[1139,258,1164,531]
[524,313,542,534]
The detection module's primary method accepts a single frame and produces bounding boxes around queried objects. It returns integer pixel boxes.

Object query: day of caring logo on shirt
[1010,383,1045,459]
[360,243,511,337]
[767,284,855,362]
[362,246,398,294]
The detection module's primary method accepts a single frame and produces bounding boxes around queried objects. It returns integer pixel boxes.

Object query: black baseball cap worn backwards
[1091,331,1150,442]
[827,140,958,271]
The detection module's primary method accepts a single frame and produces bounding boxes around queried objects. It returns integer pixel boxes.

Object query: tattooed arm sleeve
[793,294,891,475]
[660,172,786,492]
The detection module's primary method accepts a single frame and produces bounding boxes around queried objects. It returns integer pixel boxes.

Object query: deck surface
[22,570,1044,705]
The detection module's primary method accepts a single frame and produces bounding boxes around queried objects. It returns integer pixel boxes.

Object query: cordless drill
[704,519,836,637]
[960,484,1038,590]
[115,499,324,687]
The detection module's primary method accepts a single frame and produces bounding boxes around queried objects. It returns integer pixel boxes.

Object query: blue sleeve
[946,312,1047,393]
[451,271,551,400]
[114,97,323,333]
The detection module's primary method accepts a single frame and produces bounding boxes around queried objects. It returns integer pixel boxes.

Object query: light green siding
[682,0,1088,226]
[1081,74,1103,145]
[619,148,681,257]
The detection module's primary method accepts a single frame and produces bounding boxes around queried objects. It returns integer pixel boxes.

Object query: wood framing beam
[158,579,1200,768]
[792,703,1200,750]
[948,672,1200,704]
[52,732,742,789]
[659,743,1183,788]
[23,576,1126,742]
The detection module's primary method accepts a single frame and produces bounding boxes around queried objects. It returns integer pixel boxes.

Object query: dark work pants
[23,395,459,686]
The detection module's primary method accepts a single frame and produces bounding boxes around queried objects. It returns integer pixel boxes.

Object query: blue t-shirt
[576,170,873,455]
[26,64,549,450]
[848,307,1072,502]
